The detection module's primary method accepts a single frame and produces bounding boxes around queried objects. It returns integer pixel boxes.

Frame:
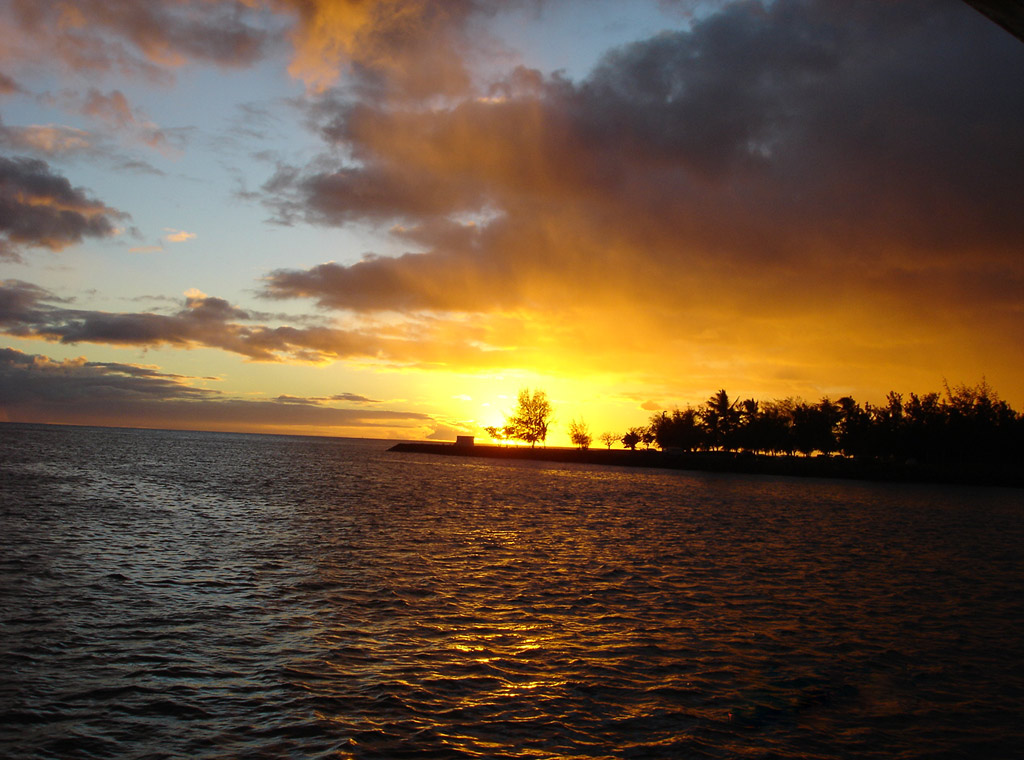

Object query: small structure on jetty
[454,436,475,447]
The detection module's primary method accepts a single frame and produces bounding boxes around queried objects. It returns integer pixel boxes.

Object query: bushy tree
[622,427,645,450]
[483,424,515,445]
[568,418,592,450]
[506,388,554,447]
[622,380,1021,467]
[791,397,841,456]
[649,408,703,451]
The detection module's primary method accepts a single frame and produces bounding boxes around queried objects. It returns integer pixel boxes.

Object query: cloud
[60,88,189,153]
[0,346,215,404]
[2,0,516,97]
[276,0,501,95]
[0,122,95,155]
[272,392,379,404]
[1,0,274,82]
[328,392,381,403]
[258,0,1024,398]
[2,0,1022,406]
[0,71,24,95]
[164,228,196,243]
[82,88,136,128]
[0,116,169,176]
[0,156,129,260]
[0,279,514,368]
[0,345,433,434]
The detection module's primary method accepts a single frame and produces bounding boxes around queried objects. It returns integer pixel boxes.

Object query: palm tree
[703,389,740,450]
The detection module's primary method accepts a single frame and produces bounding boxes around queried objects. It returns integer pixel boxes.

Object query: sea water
[1,423,1022,759]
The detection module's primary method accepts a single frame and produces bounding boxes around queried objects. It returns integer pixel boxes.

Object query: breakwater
[389,442,1022,487]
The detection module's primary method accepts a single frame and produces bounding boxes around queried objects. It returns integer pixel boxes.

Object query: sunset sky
[1,0,1022,445]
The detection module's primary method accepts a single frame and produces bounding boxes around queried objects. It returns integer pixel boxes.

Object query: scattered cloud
[1,0,275,82]
[0,116,168,178]
[0,156,129,260]
[425,421,476,441]
[164,228,196,243]
[0,345,433,434]
[274,393,321,405]
[0,0,516,97]
[61,87,190,153]
[0,345,214,403]
[0,71,24,95]
[82,88,136,128]
[0,122,94,155]
[0,279,509,367]
[328,392,381,404]
[273,392,381,405]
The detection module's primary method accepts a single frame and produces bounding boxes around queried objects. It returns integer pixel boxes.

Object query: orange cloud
[0,123,94,154]
[164,228,196,243]
[2,0,487,97]
[259,0,1024,405]
[1,0,1021,409]
[279,0,480,95]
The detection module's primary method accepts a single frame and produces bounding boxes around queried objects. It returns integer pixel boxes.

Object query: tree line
[614,381,1023,467]
[484,381,1023,467]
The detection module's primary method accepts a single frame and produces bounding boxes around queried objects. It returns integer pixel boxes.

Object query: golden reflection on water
[277,445,1024,759]
[3,427,1023,760]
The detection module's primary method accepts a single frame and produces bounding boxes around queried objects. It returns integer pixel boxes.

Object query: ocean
[1,423,1022,759]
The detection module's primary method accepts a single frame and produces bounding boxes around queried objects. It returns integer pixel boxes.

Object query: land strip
[389,442,1023,488]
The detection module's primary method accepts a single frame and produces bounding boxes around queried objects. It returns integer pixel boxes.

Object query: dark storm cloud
[0,156,128,260]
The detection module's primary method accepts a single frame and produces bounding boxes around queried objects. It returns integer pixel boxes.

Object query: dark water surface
[1,423,1022,759]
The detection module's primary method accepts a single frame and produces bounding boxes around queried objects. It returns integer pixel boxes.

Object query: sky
[1,0,1022,445]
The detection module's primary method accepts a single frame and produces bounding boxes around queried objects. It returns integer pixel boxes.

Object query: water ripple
[1,424,1023,758]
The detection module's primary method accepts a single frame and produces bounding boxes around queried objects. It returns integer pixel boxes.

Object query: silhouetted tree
[505,388,554,447]
[942,379,1016,464]
[619,379,1021,471]
[622,427,644,451]
[739,398,795,455]
[650,408,703,451]
[599,431,618,449]
[903,392,943,462]
[702,389,741,450]
[733,399,761,452]
[568,418,592,450]
[484,424,516,445]
[640,427,655,449]
[836,396,872,457]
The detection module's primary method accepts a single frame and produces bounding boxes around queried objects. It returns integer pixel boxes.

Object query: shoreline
[389,442,1023,488]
